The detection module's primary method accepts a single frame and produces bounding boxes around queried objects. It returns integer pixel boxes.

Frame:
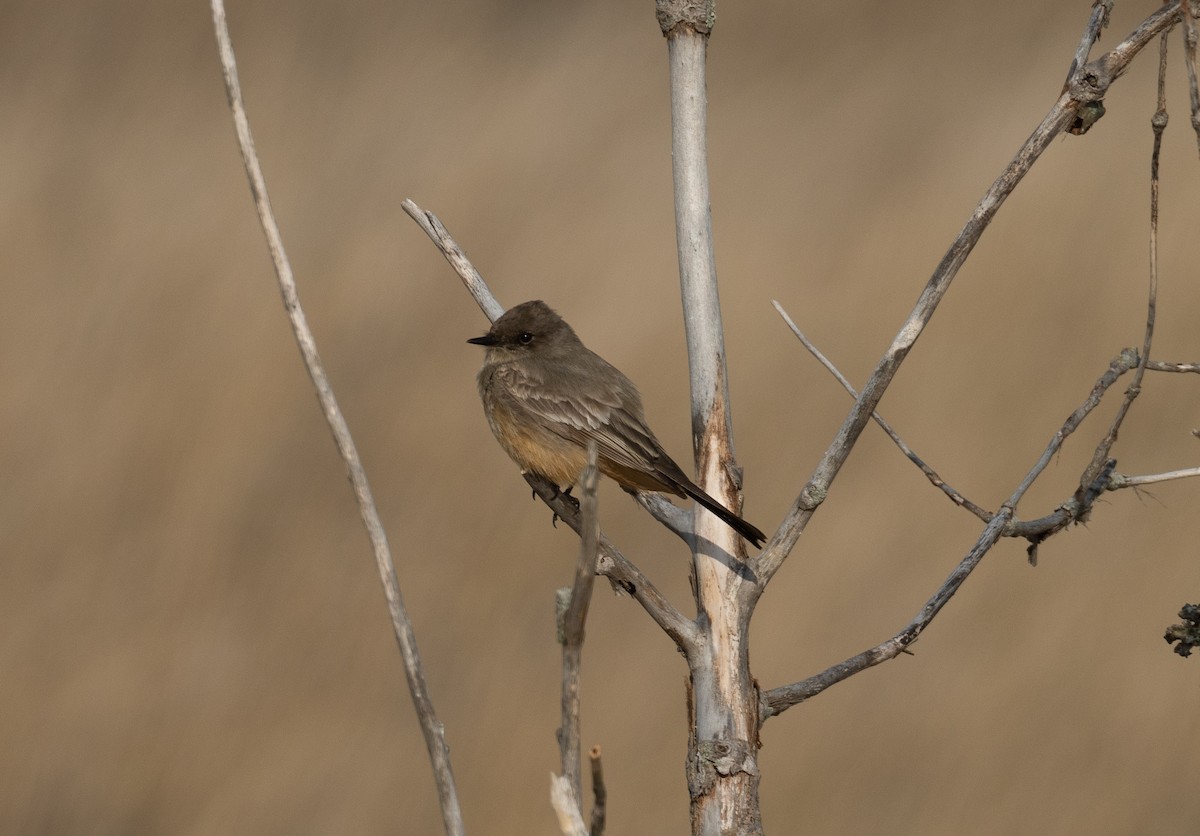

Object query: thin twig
[1077,29,1169,495]
[1181,0,1200,155]
[1065,1,1113,86]
[1109,466,1200,487]
[208,4,463,834]
[1147,359,1200,373]
[401,199,504,323]
[772,301,993,522]
[588,746,607,836]
[556,444,601,814]
[760,347,1144,719]
[760,510,1012,719]
[633,493,694,544]
[754,1,1183,589]
[529,473,700,654]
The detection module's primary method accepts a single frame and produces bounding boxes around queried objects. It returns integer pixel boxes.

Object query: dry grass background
[2,1,1199,833]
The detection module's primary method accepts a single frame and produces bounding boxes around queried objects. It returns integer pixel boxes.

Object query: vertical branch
[664,21,744,537]
[209,5,464,835]
[1065,0,1112,83]
[659,2,762,834]
[556,443,601,815]
[1079,29,1169,490]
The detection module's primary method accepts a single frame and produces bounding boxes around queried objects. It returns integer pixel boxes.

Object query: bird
[468,300,766,548]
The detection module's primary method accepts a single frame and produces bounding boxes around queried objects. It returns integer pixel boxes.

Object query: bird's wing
[493,361,675,480]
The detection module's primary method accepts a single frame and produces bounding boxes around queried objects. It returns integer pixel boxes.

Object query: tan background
[3,1,1199,833]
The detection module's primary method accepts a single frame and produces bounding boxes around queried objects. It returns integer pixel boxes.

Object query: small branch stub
[656,0,715,36]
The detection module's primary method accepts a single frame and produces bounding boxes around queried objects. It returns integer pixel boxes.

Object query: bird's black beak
[467,334,497,346]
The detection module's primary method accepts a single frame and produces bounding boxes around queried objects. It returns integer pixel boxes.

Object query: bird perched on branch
[468,300,765,548]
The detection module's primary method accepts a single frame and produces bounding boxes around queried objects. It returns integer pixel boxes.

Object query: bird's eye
[518,332,534,344]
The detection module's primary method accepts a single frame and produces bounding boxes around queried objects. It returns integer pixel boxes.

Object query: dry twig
[1077,29,1169,494]
[209,3,463,834]
[772,301,993,522]
[555,443,601,818]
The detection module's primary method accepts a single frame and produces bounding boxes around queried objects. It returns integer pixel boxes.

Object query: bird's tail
[676,480,767,548]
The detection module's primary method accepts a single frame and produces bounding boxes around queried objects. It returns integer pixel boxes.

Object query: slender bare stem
[402,199,505,322]
[556,444,601,814]
[1148,359,1200,373]
[761,511,1012,718]
[1079,32,1168,494]
[1065,0,1113,86]
[1112,466,1200,487]
[772,301,993,522]
[209,4,463,833]
[525,473,700,654]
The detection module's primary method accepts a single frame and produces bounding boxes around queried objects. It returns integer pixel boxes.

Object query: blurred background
[3,1,1199,833]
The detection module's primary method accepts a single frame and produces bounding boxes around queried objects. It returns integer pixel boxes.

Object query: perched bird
[468,300,766,548]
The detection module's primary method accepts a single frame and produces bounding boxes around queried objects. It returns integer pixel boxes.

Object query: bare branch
[402,199,504,323]
[1110,466,1200,488]
[772,301,993,522]
[1078,30,1169,493]
[208,4,463,833]
[662,15,765,832]
[766,422,1129,717]
[1096,2,1183,83]
[633,493,694,545]
[754,1,1183,588]
[528,473,700,654]
[1147,359,1200,373]
[556,444,601,813]
[666,29,750,562]
[761,343,1154,718]
[1069,1,1113,76]
[761,510,1013,719]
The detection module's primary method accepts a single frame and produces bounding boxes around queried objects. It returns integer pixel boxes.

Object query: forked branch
[754,0,1185,588]
[763,2,1198,718]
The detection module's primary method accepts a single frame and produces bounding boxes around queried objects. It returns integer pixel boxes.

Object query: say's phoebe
[468,300,766,548]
